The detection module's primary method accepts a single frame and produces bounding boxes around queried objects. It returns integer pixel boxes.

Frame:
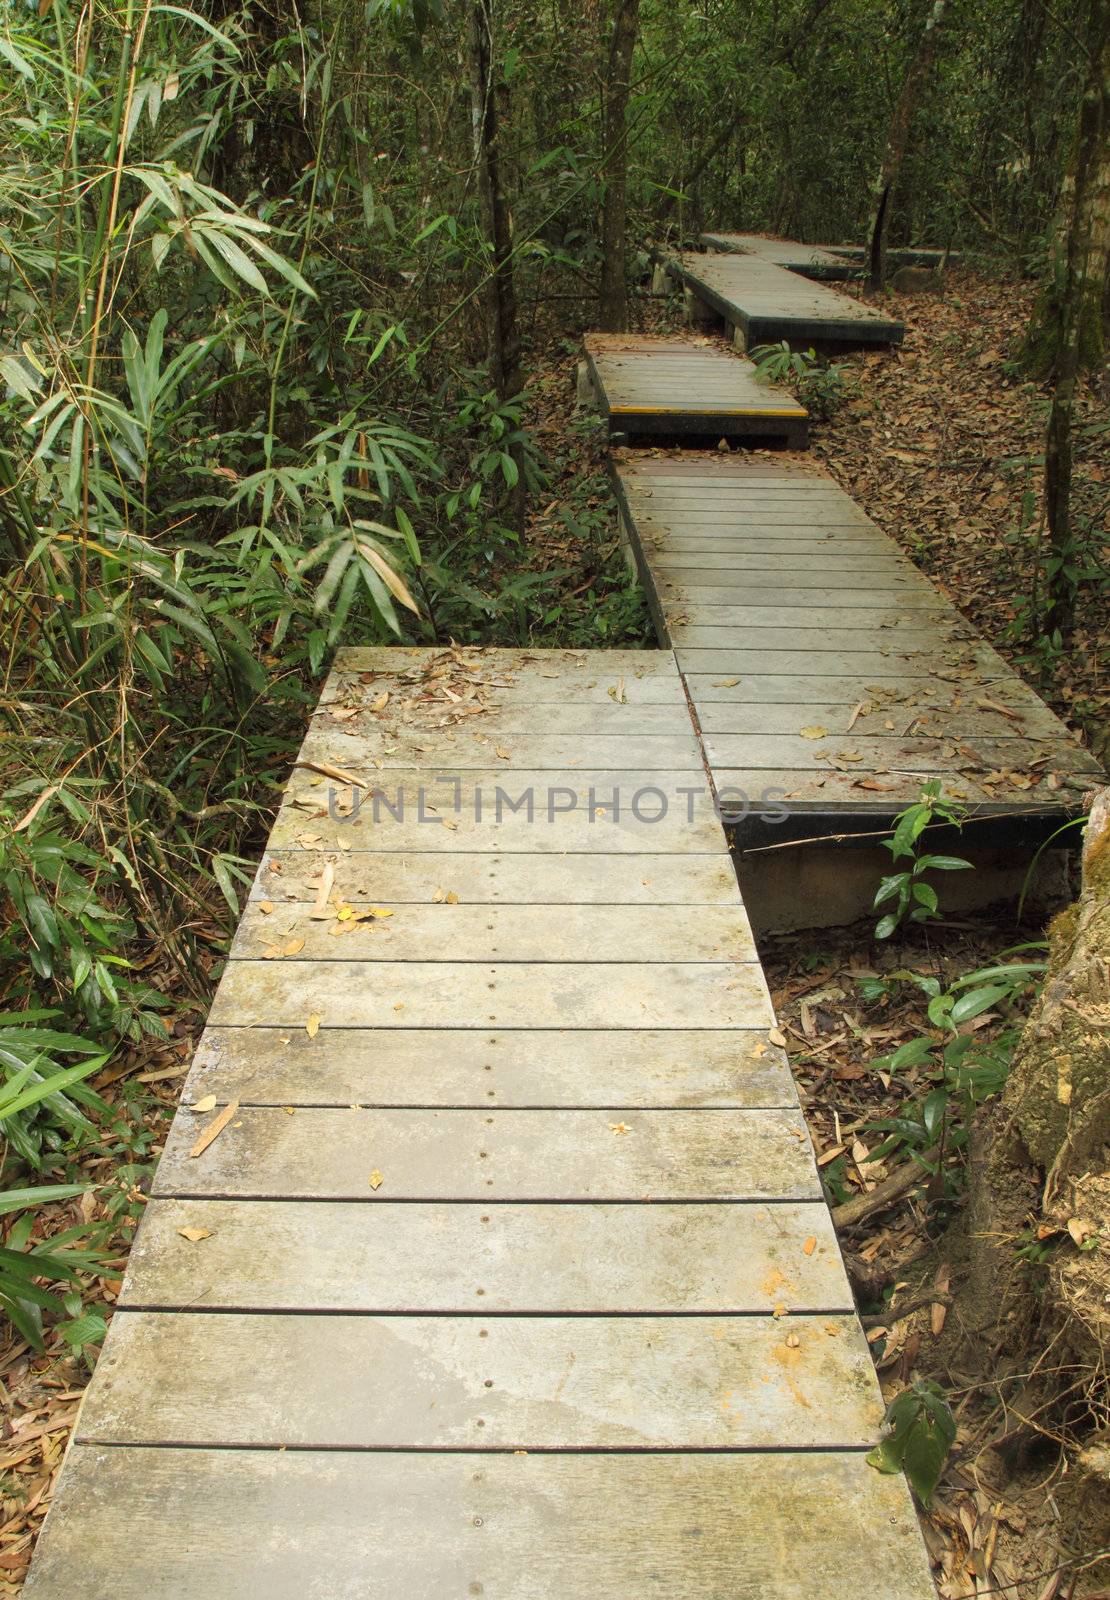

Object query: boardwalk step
[582,331,808,444]
[666,250,905,348]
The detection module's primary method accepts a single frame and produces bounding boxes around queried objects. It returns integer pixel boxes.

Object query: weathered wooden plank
[187,1025,798,1108]
[24,1447,935,1600]
[209,958,772,1030]
[299,726,705,771]
[314,700,697,736]
[662,603,951,629]
[650,555,912,577]
[696,698,1070,740]
[269,769,725,853]
[712,767,1093,809]
[154,1107,817,1201]
[675,647,1011,678]
[704,732,1100,775]
[661,584,939,608]
[683,671,1015,703]
[121,1198,851,1311]
[230,902,758,964]
[80,1312,880,1450]
[669,625,950,651]
[250,849,739,904]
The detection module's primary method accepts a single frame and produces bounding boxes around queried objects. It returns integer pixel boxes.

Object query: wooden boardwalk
[613,454,1102,837]
[582,332,808,444]
[701,232,856,280]
[702,234,958,278]
[25,645,934,1599]
[666,250,904,349]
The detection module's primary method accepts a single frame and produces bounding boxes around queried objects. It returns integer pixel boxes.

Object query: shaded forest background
[0,0,1108,1589]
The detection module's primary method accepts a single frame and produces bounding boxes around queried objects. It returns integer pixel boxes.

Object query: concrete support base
[735,843,1071,939]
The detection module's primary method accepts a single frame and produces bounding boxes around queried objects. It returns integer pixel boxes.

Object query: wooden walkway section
[582,332,808,444]
[703,233,958,278]
[667,250,904,349]
[613,454,1102,837]
[701,232,856,280]
[25,645,934,1599]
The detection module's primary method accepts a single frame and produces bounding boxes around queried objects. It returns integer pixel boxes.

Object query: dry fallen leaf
[189,1098,240,1159]
[306,1013,322,1039]
[283,937,305,956]
[259,901,275,915]
[369,1169,384,1190]
[768,1027,787,1048]
[189,1093,218,1114]
[494,746,511,760]
[803,1236,817,1256]
[800,725,827,740]
[177,1226,214,1243]
[713,677,740,688]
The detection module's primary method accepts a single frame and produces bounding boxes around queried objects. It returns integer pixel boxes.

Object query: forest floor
[2,270,1106,1596]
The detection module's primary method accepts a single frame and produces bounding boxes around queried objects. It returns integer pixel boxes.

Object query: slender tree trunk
[866,0,947,292]
[598,0,640,332]
[1043,4,1110,637]
[467,0,525,526]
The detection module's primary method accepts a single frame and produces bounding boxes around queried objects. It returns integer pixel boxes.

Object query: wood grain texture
[25,1447,935,1600]
[186,1025,798,1108]
[121,1198,851,1312]
[249,848,739,904]
[208,958,773,1030]
[153,1106,818,1201]
[230,900,758,964]
[80,1312,881,1449]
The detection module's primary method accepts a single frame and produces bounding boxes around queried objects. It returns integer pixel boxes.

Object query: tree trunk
[1025,7,1110,383]
[597,0,640,332]
[1042,4,1110,637]
[467,0,525,526]
[948,788,1110,1563]
[866,0,947,293]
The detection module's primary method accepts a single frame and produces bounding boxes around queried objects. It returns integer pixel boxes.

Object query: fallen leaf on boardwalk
[610,1122,631,1135]
[177,1226,214,1243]
[847,700,870,731]
[803,1236,817,1256]
[306,1013,322,1038]
[189,1094,217,1114]
[189,1098,240,1159]
[294,759,363,787]
[369,1169,383,1189]
[495,747,511,760]
[836,750,863,762]
[857,779,893,791]
[442,818,458,830]
[259,901,275,915]
[371,692,390,711]
[768,1027,787,1047]
[608,678,627,702]
[283,937,305,956]
[800,725,827,739]
[713,677,740,687]
[365,906,394,919]
[310,862,336,917]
